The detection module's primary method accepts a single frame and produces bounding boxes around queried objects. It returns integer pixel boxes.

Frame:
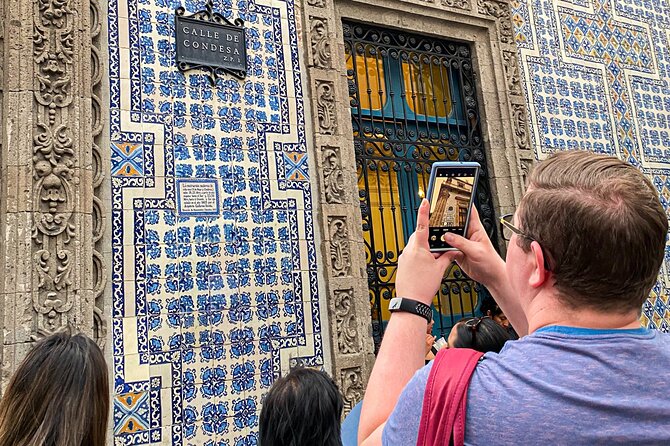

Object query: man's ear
[528,241,548,288]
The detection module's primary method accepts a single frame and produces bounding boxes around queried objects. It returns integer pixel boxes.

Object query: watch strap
[389,297,432,323]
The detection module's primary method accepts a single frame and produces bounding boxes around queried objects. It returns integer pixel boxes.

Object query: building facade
[0,0,668,444]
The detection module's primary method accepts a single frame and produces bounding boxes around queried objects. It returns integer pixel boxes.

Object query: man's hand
[442,206,528,335]
[441,205,506,288]
[396,199,453,305]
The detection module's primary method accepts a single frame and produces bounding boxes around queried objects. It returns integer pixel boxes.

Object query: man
[358,151,670,445]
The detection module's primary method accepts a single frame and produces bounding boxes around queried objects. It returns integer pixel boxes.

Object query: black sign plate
[175,1,247,81]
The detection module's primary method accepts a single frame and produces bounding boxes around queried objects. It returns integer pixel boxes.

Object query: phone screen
[428,165,478,250]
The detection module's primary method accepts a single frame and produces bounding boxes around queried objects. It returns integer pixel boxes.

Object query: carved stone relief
[32,0,78,334]
[477,0,514,43]
[512,103,529,151]
[441,0,471,10]
[316,80,338,135]
[307,0,326,6]
[90,0,108,347]
[503,51,521,96]
[340,366,365,415]
[322,146,345,204]
[334,289,359,354]
[310,17,332,69]
[328,216,352,277]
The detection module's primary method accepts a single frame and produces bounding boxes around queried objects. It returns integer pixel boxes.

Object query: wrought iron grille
[343,21,499,352]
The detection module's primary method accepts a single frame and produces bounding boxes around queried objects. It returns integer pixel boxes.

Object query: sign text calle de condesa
[175,1,247,82]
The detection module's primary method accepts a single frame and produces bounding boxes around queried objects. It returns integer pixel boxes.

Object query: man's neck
[525,292,642,334]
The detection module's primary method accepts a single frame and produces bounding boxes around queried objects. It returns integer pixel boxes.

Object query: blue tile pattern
[108,0,324,444]
[512,0,670,329]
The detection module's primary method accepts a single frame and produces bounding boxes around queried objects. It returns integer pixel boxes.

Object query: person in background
[260,367,343,446]
[447,316,511,353]
[0,331,109,446]
[480,297,519,339]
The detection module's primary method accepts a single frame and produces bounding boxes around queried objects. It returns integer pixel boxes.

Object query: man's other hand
[396,199,453,306]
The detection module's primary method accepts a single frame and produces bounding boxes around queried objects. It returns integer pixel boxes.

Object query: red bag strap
[416,348,484,446]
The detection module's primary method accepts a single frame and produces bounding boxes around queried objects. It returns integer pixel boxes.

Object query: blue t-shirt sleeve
[381,362,433,446]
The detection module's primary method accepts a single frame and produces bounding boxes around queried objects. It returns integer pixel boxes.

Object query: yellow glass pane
[402,58,452,117]
[433,267,478,318]
[346,50,386,111]
[358,143,405,321]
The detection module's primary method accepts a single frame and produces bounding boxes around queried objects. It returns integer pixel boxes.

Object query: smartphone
[426,161,480,252]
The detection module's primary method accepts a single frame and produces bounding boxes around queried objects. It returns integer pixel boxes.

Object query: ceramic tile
[513,0,670,327]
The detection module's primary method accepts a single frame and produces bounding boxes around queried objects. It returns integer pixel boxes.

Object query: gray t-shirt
[383,326,670,445]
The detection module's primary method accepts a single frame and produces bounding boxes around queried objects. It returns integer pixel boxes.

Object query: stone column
[299,0,376,417]
[0,0,108,384]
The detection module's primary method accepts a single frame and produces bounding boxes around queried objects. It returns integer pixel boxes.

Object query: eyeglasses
[499,213,552,271]
[500,213,533,242]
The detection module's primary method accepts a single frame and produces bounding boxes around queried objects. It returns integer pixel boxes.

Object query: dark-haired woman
[260,367,343,446]
[0,331,109,446]
[447,316,512,353]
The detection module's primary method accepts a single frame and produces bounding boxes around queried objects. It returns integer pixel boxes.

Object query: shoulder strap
[416,348,484,446]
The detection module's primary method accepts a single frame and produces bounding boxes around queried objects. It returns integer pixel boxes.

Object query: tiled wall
[108,0,670,443]
[108,0,325,444]
[511,0,670,330]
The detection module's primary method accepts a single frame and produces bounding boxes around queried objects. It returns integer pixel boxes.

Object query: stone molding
[0,0,108,382]
[299,0,376,417]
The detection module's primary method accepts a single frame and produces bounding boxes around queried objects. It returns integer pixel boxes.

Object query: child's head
[260,367,343,446]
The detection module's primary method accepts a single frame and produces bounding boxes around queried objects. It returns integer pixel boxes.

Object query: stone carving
[316,80,337,135]
[519,157,533,189]
[512,103,529,150]
[334,289,359,354]
[328,217,351,277]
[322,147,345,203]
[90,0,108,347]
[441,0,471,10]
[477,0,514,43]
[503,51,521,96]
[307,0,326,6]
[310,17,331,69]
[340,367,365,415]
[32,0,77,332]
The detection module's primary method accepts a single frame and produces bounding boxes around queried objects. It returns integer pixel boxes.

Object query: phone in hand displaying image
[426,162,480,252]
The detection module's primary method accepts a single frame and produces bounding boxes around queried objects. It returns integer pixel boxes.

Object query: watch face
[389,298,401,310]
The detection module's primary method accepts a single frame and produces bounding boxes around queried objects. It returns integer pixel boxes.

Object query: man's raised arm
[358,200,453,444]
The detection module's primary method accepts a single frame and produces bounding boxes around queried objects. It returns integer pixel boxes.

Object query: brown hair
[518,150,668,313]
[0,331,109,446]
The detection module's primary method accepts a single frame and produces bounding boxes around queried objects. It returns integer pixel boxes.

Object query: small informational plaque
[175,0,247,81]
[176,179,220,216]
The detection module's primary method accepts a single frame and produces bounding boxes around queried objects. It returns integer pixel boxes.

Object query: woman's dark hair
[0,331,109,446]
[452,317,511,353]
[259,367,343,446]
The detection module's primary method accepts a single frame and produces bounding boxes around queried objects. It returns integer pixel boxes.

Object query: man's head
[507,151,668,314]
[259,367,343,446]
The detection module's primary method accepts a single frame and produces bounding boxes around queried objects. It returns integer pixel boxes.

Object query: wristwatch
[388,297,432,323]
